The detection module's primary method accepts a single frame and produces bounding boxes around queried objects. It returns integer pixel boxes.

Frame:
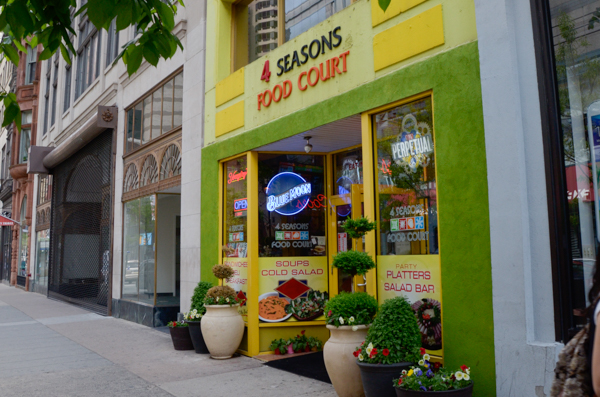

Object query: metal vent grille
[48,130,113,314]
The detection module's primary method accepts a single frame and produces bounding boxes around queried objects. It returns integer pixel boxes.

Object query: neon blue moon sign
[266,172,312,215]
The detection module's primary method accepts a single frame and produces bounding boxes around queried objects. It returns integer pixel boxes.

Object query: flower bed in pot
[167,321,194,351]
[323,292,379,397]
[184,281,213,354]
[394,358,473,397]
[356,296,422,397]
[200,265,244,359]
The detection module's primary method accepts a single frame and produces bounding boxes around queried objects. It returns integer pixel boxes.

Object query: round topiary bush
[190,281,212,316]
[324,292,379,327]
[212,264,234,280]
[357,296,421,365]
[332,250,376,277]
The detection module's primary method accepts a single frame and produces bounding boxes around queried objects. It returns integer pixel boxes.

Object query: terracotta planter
[323,324,369,397]
[185,320,209,354]
[357,361,412,397]
[168,326,194,351]
[201,304,244,359]
[395,383,473,397]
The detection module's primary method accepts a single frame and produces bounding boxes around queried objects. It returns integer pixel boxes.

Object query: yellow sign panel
[257,257,328,323]
[224,257,248,321]
[377,255,442,357]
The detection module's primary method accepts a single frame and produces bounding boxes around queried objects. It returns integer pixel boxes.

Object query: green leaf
[3,101,20,131]
[379,0,391,12]
[152,0,175,31]
[9,1,35,33]
[126,44,144,75]
[59,42,71,65]
[1,44,19,65]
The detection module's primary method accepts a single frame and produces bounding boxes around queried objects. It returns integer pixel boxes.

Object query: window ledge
[72,77,100,108]
[105,60,118,76]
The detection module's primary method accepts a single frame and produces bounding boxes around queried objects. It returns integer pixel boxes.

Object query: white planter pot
[324,324,369,397]
[201,304,245,359]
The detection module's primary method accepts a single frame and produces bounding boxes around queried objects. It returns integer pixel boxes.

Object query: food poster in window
[377,255,442,356]
[257,154,329,323]
[374,97,443,357]
[223,156,249,318]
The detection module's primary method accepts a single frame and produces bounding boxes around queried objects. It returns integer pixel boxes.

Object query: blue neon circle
[266,172,311,216]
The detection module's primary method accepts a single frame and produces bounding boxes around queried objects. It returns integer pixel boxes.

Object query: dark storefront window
[547,0,600,334]
[258,153,326,258]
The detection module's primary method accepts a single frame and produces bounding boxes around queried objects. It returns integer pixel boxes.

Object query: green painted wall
[201,41,496,395]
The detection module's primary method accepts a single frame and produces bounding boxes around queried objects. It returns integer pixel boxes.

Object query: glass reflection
[374,97,438,256]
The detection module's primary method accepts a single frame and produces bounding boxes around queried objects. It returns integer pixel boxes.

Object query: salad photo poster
[257,257,329,323]
[377,255,443,357]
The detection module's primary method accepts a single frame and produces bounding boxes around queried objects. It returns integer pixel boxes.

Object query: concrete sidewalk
[0,284,336,397]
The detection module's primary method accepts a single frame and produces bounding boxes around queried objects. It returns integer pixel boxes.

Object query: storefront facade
[203,0,495,394]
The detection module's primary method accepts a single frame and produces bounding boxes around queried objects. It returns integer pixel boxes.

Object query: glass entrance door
[328,146,365,294]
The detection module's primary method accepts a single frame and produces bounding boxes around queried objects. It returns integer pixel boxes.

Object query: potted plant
[394,353,473,396]
[201,264,244,359]
[356,296,422,397]
[332,250,376,292]
[323,292,379,397]
[269,338,289,355]
[167,320,194,351]
[269,331,324,355]
[285,289,329,321]
[185,280,212,354]
[343,217,377,239]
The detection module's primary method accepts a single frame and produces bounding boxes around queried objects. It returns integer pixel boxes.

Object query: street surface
[0,284,336,397]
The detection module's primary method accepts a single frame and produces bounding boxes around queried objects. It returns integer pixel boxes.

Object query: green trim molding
[201,41,496,396]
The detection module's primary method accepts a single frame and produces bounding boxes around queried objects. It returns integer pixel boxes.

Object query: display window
[372,96,443,356]
[122,194,182,307]
[374,97,438,256]
[223,156,249,318]
[256,153,328,323]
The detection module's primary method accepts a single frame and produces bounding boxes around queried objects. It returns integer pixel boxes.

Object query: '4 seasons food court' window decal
[374,97,443,356]
[257,154,328,324]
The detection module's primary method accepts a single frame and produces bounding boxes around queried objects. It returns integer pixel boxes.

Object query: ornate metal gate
[48,130,113,314]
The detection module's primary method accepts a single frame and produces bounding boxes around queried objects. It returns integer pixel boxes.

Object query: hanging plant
[343,217,377,239]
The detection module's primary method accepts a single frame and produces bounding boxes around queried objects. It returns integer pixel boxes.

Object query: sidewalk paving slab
[0,284,337,397]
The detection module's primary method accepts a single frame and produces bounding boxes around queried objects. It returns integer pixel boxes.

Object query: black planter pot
[395,383,473,397]
[169,326,194,351]
[186,320,209,354]
[357,361,413,397]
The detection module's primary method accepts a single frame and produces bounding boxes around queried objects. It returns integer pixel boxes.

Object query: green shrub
[324,292,378,327]
[343,217,377,239]
[332,250,376,276]
[190,281,212,316]
[356,296,421,365]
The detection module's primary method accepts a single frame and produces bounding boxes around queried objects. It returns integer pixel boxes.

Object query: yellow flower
[408,369,414,377]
